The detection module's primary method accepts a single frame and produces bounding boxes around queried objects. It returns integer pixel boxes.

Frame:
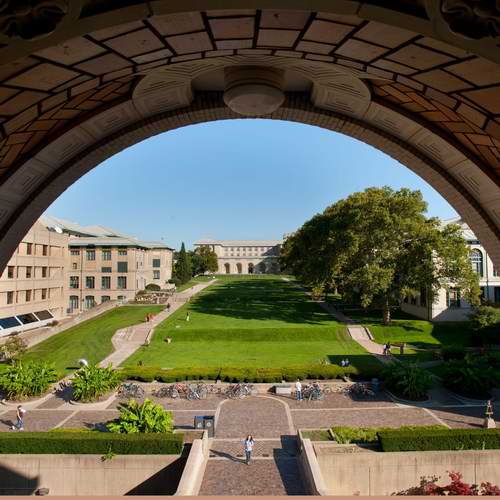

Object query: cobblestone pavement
[429,406,500,428]
[199,456,306,496]
[215,397,293,438]
[276,391,396,409]
[0,409,73,431]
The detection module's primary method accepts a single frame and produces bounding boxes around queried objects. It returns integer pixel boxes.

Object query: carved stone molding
[0,0,69,39]
[441,0,500,39]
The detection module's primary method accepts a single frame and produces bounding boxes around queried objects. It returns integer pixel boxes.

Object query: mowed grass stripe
[123,276,381,371]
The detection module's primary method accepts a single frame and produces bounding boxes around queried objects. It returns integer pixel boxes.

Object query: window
[117,295,126,301]
[446,288,461,308]
[17,313,37,324]
[69,276,79,289]
[118,249,127,256]
[117,261,128,273]
[26,266,32,279]
[0,316,21,329]
[494,267,499,277]
[7,266,14,278]
[70,249,80,256]
[470,249,484,277]
[69,296,79,311]
[117,276,127,289]
[101,267,111,273]
[26,243,32,255]
[153,258,161,268]
[153,270,160,279]
[34,310,53,320]
[101,296,111,303]
[72,262,77,270]
[102,249,111,261]
[86,249,96,261]
[86,276,95,289]
[410,296,417,305]
[25,290,31,302]
[42,245,48,256]
[6,291,14,304]
[42,266,47,278]
[85,296,95,309]
[41,288,47,300]
[101,276,111,289]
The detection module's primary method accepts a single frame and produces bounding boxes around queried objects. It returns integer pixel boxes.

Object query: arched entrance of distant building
[248,263,254,274]
[236,263,243,274]
[0,3,499,271]
[224,263,231,274]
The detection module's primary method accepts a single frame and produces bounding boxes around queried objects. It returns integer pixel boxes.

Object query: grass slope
[124,276,380,372]
[22,305,164,376]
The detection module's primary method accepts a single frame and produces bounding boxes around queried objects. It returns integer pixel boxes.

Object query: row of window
[5,265,61,279]
[69,295,126,310]
[5,288,53,304]
[20,243,49,256]
[70,248,128,260]
[0,309,54,330]
[69,276,128,289]
[71,262,129,272]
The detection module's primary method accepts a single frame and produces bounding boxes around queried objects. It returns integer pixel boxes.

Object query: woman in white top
[11,405,26,431]
[295,379,303,401]
[244,435,254,464]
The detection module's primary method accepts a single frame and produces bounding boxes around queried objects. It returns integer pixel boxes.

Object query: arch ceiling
[0,1,499,269]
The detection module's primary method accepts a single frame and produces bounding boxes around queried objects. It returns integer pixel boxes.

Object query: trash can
[204,415,215,438]
[194,415,204,430]
[371,378,380,393]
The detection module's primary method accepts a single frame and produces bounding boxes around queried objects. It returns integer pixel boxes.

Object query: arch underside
[0,3,499,270]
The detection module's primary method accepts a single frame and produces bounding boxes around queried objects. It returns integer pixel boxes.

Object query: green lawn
[175,275,214,292]
[124,276,381,372]
[347,309,473,349]
[21,305,164,376]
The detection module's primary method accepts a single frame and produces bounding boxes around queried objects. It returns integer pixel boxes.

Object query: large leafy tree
[173,242,192,284]
[189,246,218,275]
[282,187,480,324]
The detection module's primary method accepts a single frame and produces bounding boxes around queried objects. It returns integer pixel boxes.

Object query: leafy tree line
[172,243,218,285]
[280,187,480,324]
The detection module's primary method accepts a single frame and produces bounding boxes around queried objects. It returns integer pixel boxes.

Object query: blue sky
[46,119,457,250]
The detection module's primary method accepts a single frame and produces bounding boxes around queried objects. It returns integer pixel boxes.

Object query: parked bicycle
[152,385,179,399]
[343,382,375,399]
[303,382,325,401]
[224,383,253,399]
[187,383,208,400]
[117,382,145,399]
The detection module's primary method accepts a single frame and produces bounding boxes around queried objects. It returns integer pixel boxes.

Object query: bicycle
[187,383,208,400]
[152,385,179,399]
[117,382,145,399]
[225,383,253,399]
[303,382,324,401]
[343,382,375,399]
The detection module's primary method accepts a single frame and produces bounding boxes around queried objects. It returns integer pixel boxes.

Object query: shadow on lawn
[187,278,335,325]
[326,354,383,374]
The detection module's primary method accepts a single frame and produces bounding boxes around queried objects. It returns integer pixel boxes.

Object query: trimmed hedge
[331,425,445,444]
[378,428,500,452]
[121,364,381,383]
[0,431,183,455]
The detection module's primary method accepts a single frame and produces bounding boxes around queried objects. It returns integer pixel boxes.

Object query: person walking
[11,405,26,431]
[186,311,190,322]
[244,435,254,465]
[295,379,303,401]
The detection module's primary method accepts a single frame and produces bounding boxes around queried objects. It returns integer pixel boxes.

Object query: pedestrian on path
[186,311,190,322]
[166,302,171,313]
[244,435,254,465]
[295,379,303,401]
[11,405,26,431]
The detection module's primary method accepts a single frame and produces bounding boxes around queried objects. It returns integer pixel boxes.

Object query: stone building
[194,239,281,274]
[401,218,500,322]
[41,216,174,313]
[0,220,68,335]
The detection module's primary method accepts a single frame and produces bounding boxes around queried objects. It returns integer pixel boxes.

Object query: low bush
[332,425,445,444]
[469,306,500,330]
[0,432,183,454]
[0,336,27,362]
[0,360,57,399]
[72,364,123,402]
[441,354,498,399]
[121,364,381,383]
[441,345,466,361]
[378,428,500,452]
[108,399,173,434]
[382,362,432,400]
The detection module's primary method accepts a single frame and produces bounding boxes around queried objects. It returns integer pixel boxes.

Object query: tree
[282,187,480,325]
[173,242,192,284]
[190,245,218,275]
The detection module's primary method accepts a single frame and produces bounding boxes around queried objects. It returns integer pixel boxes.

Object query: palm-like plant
[72,364,122,402]
[382,361,432,400]
[107,399,173,433]
[0,360,57,399]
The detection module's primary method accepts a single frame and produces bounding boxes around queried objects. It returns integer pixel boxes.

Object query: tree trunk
[383,295,391,325]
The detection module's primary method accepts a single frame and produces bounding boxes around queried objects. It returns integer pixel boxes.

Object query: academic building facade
[401,218,500,322]
[0,217,173,336]
[194,239,282,275]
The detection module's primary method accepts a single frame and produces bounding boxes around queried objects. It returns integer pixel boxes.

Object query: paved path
[99,279,216,367]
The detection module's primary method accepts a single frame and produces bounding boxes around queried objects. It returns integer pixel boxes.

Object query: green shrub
[382,362,432,400]
[470,306,500,330]
[441,354,498,399]
[378,428,500,452]
[332,425,445,444]
[0,360,57,399]
[108,399,173,434]
[72,364,123,402]
[0,336,27,362]
[0,432,183,454]
[441,345,466,361]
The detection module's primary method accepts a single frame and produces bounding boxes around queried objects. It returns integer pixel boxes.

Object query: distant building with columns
[194,239,282,274]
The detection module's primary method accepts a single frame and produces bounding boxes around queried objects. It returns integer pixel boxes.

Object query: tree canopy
[281,187,480,324]
[190,246,218,275]
[173,242,192,285]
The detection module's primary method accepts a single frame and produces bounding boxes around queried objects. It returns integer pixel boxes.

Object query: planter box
[275,384,292,395]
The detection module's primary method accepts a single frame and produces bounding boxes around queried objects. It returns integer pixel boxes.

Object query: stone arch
[0,5,499,270]
[236,263,243,274]
[248,262,254,274]
[224,262,231,274]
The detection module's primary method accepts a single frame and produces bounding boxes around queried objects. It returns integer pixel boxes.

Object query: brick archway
[0,4,499,269]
